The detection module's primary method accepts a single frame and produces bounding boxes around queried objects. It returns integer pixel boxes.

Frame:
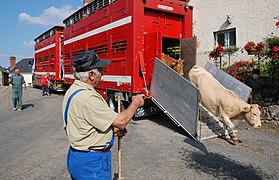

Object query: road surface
[0,87,278,180]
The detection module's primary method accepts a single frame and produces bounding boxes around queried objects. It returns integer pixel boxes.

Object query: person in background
[9,67,26,111]
[41,72,52,96]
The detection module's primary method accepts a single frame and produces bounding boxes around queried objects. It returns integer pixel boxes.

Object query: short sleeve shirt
[62,80,118,151]
[10,74,25,86]
[41,75,49,86]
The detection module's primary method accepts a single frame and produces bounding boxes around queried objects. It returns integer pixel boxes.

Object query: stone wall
[261,105,279,126]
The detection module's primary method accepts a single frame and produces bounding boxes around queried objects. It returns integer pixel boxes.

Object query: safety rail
[63,0,118,27]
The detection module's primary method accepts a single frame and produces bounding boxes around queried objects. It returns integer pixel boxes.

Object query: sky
[0,0,82,68]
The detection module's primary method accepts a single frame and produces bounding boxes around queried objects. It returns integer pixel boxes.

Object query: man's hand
[113,127,127,137]
[24,84,27,90]
[132,94,145,107]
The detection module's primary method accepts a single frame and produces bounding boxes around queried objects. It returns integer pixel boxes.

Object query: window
[50,29,55,36]
[214,28,236,48]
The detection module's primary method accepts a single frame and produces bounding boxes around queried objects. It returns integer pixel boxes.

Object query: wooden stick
[117,95,122,180]
[7,86,11,110]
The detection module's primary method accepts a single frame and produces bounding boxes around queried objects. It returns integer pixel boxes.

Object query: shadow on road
[112,173,118,180]
[182,139,275,180]
[135,114,190,137]
[22,103,34,110]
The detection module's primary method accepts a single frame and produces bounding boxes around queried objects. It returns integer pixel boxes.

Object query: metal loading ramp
[150,58,200,140]
[204,62,252,101]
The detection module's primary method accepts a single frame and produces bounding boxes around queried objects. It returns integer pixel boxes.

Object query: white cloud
[23,41,35,49]
[0,53,29,60]
[0,53,9,59]
[0,53,31,68]
[19,6,77,26]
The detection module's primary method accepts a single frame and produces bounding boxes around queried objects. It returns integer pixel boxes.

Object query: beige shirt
[62,80,118,151]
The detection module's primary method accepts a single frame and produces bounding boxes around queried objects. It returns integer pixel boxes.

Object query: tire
[108,94,117,111]
[107,93,128,112]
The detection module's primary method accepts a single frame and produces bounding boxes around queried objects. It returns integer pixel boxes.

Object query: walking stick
[117,95,122,180]
[7,86,11,110]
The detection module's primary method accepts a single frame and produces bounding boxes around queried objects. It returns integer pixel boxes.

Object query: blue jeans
[42,85,49,95]
[67,147,112,180]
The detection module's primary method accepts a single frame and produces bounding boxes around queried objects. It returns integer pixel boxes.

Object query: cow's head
[173,58,185,76]
[243,104,261,128]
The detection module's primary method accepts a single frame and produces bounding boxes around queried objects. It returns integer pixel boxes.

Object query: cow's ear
[243,105,251,112]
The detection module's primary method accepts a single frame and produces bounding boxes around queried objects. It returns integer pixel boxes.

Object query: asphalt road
[0,87,278,180]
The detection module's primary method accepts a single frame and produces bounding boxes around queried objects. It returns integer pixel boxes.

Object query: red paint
[34,0,193,98]
[34,26,64,87]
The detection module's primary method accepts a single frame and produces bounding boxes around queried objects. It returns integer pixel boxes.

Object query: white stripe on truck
[64,74,131,83]
[35,43,56,54]
[64,16,132,45]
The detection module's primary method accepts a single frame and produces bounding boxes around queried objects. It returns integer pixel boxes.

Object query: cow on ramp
[189,65,261,144]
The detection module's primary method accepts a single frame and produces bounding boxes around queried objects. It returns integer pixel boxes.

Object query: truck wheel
[107,94,128,112]
[108,94,117,111]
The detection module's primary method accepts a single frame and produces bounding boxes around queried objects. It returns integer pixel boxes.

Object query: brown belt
[89,149,110,153]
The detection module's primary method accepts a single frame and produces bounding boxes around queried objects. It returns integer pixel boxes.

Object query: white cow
[189,65,261,144]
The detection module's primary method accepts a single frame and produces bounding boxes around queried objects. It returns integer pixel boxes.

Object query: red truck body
[33,26,64,90]
[62,0,193,99]
[33,0,193,107]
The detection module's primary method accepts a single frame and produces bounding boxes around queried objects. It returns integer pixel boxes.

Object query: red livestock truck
[33,26,65,91]
[61,0,193,113]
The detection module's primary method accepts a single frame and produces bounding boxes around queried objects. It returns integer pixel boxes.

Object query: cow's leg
[223,125,231,141]
[221,114,241,144]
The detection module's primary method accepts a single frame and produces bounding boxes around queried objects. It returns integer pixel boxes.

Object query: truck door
[180,36,198,78]
[144,32,162,87]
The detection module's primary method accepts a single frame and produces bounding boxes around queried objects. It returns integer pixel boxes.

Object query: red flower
[209,44,224,59]
[224,60,255,84]
[244,41,256,55]
[276,21,279,27]
[273,46,279,52]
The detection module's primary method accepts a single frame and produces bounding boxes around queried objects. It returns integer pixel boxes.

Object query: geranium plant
[244,41,265,56]
[209,44,224,59]
[224,60,256,84]
[244,41,256,55]
[209,44,224,68]
[265,36,279,89]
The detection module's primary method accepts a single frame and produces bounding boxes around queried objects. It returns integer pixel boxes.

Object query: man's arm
[9,75,13,85]
[21,75,26,90]
[47,78,53,85]
[112,94,145,130]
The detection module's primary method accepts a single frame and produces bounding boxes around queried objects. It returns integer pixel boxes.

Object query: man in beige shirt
[62,50,144,180]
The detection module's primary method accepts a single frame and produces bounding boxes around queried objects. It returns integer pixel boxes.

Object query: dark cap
[72,50,111,72]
